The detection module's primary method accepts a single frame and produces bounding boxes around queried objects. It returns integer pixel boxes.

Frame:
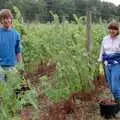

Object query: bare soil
[20,63,116,120]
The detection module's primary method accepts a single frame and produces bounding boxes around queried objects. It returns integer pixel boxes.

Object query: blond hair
[0,9,13,21]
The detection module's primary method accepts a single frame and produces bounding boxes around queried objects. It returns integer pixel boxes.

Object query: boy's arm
[16,53,22,63]
[15,33,23,63]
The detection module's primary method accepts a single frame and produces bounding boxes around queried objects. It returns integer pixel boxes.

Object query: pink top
[98,35,120,62]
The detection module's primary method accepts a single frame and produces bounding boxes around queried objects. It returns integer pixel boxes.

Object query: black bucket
[99,101,119,119]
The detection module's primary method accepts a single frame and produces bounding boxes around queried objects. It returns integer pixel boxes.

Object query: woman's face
[108,28,119,38]
[1,17,12,29]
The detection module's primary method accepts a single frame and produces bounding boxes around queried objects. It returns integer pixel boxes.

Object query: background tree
[0,0,119,22]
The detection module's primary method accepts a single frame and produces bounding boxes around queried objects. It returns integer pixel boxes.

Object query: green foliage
[23,17,106,102]
[12,6,26,36]
[0,0,120,22]
[0,65,38,119]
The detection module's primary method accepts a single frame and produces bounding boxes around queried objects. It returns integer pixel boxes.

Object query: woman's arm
[98,41,104,62]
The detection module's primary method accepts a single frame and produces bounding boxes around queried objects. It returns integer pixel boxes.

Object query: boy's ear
[0,23,3,27]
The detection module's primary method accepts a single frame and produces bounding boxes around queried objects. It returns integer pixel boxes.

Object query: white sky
[101,0,120,6]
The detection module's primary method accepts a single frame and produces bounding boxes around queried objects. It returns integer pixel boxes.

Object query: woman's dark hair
[108,21,119,30]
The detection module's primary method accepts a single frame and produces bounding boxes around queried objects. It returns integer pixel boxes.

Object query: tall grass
[23,18,106,102]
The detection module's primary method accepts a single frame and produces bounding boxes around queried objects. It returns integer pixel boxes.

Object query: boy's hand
[16,53,22,63]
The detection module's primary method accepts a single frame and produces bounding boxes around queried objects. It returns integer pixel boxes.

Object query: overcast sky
[101,0,120,6]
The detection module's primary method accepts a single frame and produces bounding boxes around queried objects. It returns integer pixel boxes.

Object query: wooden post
[104,20,108,34]
[86,11,92,53]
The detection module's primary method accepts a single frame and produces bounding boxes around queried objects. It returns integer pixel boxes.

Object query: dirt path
[21,64,118,120]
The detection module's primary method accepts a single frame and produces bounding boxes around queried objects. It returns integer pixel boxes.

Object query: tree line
[0,0,120,22]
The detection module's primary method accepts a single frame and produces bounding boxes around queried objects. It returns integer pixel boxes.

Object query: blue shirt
[0,27,21,66]
[103,53,120,64]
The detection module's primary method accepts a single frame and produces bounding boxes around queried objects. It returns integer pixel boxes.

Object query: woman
[98,21,120,103]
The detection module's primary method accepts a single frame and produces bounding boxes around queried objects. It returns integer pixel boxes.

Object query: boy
[0,9,22,80]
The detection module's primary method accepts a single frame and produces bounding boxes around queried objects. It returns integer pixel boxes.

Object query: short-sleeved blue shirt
[0,27,21,66]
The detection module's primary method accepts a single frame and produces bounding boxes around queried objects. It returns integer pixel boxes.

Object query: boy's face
[1,17,12,29]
